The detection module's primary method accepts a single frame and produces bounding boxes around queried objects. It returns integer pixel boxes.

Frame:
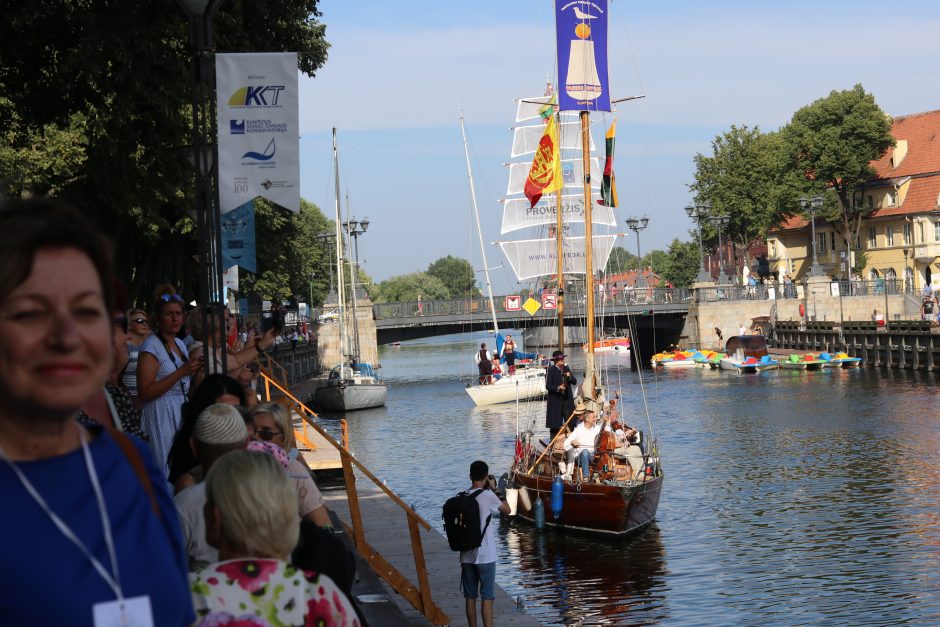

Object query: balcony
[913,244,940,263]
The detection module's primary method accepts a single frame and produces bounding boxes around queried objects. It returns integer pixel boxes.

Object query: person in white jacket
[562,410,600,479]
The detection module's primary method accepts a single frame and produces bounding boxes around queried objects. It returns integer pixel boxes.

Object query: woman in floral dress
[191,450,359,627]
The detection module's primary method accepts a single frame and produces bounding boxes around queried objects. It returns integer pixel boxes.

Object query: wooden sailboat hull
[315,382,387,411]
[465,368,546,406]
[510,472,663,536]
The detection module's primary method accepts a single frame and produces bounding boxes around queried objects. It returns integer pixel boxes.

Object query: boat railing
[256,369,449,625]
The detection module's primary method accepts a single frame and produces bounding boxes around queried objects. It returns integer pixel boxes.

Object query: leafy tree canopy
[605,246,639,274]
[426,255,479,298]
[372,272,450,304]
[661,239,701,288]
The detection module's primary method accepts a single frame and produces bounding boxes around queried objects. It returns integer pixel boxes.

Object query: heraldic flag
[523,116,563,208]
[598,120,618,207]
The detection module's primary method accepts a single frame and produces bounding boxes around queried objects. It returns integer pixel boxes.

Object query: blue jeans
[566,448,593,473]
[461,562,496,600]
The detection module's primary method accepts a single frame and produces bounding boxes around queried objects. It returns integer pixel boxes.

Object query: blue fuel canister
[533,496,545,530]
[550,475,564,519]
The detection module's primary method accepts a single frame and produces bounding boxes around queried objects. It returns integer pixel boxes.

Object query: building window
[887,190,897,207]
[817,232,827,254]
[886,225,894,246]
[868,227,876,248]
[918,222,925,244]
[903,223,912,246]
[935,221,940,242]
[831,232,836,251]
[866,195,874,208]
[769,241,776,258]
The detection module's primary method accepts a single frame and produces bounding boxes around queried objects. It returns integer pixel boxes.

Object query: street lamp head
[625,217,639,230]
[684,204,695,218]
[359,217,370,232]
[640,216,650,229]
[696,201,711,213]
[347,219,359,233]
[811,196,824,210]
[799,197,809,211]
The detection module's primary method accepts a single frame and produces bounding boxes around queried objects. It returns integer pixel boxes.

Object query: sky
[295,0,939,294]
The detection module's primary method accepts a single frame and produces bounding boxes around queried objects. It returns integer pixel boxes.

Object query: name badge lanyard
[0,426,124,602]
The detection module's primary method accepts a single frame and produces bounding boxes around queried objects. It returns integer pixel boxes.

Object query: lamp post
[706,214,730,284]
[625,216,650,287]
[685,202,713,283]
[799,196,825,278]
[179,0,227,376]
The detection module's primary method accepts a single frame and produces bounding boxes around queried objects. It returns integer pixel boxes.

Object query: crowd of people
[0,199,359,626]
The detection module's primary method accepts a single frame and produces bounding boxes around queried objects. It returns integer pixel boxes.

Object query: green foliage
[690,125,796,267]
[605,246,638,274]
[780,84,894,252]
[646,250,669,274]
[371,272,450,303]
[0,0,330,306]
[426,255,479,298]
[661,239,701,287]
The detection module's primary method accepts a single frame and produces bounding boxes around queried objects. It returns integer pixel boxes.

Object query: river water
[315,332,940,626]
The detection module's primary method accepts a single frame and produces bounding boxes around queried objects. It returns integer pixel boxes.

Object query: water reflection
[313,333,940,625]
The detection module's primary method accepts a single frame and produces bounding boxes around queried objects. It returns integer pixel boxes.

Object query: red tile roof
[774,109,940,232]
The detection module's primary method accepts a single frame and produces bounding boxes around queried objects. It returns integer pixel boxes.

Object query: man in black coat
[545,350,577,441]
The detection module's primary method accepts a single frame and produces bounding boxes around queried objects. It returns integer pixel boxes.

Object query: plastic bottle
[533,496,545,530]
[550,475,564,519]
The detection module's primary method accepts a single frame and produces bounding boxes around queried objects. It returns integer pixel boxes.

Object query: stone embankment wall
[316,297,378,372]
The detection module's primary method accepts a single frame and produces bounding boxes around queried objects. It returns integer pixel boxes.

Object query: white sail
[515,96,553,123]
[510,121,595,158]
[506,157,601,196]
[498,235,617,281]
[500,195,616,234]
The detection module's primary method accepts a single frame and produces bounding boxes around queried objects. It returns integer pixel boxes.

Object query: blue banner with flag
[556,0,610,112]
[221,199,257,273]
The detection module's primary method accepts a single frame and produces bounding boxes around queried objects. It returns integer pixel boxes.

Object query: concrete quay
[324,489,542,626]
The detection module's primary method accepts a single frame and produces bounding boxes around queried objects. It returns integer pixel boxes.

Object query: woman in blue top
[0,199,193,626]
[137,285,203,477]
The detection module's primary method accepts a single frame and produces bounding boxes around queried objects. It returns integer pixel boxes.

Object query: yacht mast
[332,128,349,367]
[459,113,500,336]
[581,110,597,402]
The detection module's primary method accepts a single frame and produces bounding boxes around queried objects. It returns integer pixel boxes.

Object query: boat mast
[554,139,565,353]
[332,128,350,368]
[459,113,500,336]
[344,191,362,362]
[581,110,596,397]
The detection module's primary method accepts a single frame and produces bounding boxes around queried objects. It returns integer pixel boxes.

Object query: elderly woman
[137,285,203,477]
[192,450,358,626]
[0,199,193,625]
[250,402,332,529]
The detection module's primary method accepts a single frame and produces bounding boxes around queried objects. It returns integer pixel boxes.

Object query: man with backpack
[444,460,510,627]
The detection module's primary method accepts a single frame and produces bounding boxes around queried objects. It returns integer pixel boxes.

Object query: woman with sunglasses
[121,307,150,406]
[249,403,332,529]
[137,287,203,478]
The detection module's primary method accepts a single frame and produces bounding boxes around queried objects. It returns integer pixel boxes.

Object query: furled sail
[498,235,617,281]
[500,195,616,234]
[511,121,595,158]
[506,157,600,196]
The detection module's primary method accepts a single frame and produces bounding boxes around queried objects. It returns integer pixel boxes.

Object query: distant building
[768,109,940,290]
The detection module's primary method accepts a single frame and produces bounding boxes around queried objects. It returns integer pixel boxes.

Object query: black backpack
[442,489,491,551]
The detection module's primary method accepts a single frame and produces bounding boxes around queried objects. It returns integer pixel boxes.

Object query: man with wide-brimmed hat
[545,350,577,441]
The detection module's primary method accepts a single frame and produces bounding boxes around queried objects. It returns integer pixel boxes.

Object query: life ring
[799,303,805,317]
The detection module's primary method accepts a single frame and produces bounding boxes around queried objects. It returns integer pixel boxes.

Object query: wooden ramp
[324,490,543,627]
[291,411,341,471]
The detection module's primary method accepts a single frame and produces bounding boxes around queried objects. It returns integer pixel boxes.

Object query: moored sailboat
[315,128,387,412]
[506,0,663,536]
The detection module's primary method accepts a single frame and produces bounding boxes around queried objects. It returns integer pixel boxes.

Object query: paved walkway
[324,490,542,626]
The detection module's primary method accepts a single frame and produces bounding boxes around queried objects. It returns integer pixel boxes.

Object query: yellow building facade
[768,110,940,291]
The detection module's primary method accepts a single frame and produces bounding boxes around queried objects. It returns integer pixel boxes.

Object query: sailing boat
[459,114,547,407]
[506,0,663,535]
[315,128,388,412]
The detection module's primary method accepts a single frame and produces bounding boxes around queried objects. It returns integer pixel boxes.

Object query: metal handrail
[257,370,448,624]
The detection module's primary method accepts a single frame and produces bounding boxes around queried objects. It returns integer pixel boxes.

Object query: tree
[661,239,701,287]
[690,125,796,271]
[0,0,330,305]
[372,272,450,304]
[605,246,638,274]
[780,84,894,265]
[426,256,478,298]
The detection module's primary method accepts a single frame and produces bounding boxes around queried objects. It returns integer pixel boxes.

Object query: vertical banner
[220,200,257,273]
[216,52,300,213]
[556,0,610,112]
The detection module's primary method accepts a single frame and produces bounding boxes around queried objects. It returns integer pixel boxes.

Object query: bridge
[370,288,691,362]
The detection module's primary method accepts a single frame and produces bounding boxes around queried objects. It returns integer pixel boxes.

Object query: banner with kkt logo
[216,52,299,214]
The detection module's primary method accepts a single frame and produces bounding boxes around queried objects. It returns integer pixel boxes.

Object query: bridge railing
[373,289,691,320]
[698,279,911,302]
